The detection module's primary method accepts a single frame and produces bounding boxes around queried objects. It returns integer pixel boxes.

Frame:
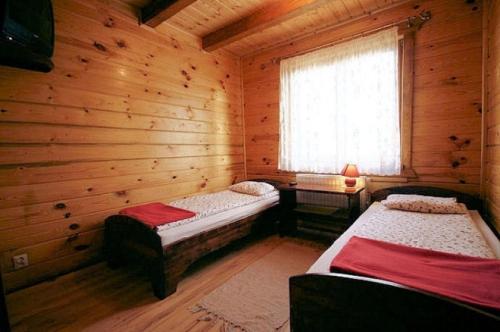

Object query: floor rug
[191,239,324,331]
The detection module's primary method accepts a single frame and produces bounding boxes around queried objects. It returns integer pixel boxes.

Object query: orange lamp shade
[341,164,359,187]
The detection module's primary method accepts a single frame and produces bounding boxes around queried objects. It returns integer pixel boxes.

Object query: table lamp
[341,164,359,187]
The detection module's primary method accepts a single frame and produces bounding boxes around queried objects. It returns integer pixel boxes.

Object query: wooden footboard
[105,205,279,299]
[104,215,167,297]
[290,273,499,331]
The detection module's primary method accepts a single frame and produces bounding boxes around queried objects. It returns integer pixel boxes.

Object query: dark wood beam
[141,0,198,28]
[202,0,327,52]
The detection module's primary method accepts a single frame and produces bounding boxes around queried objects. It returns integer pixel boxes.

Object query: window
[279,28,401,176]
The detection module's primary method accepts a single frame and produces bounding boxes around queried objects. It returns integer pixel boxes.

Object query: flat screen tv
[0,0,55,72]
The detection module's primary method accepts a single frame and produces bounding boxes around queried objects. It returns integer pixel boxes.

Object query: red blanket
[330,236,500,310]
[119,203,196,229]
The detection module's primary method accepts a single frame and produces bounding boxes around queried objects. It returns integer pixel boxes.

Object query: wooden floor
[6,235,319,332]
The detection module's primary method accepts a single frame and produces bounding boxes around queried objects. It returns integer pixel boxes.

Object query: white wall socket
[12,253,29,269]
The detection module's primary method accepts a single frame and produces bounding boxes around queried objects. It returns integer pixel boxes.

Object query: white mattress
[308,202,500,274]
[157,192,279,246]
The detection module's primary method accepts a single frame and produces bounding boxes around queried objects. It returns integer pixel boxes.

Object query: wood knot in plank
[115,39,127,48]
[69,223,80,230]
[104,17,114,28]
[74,244,90,251]
[449,136,471,149]
[54,202,67,210]
[93,41,107,52]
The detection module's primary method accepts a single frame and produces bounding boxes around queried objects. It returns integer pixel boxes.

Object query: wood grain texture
[223,0,408,56]
[0,0,244,292]
[242,0,483,195]
[6,236,295,332]
[202,0,330,52]
[141,0,198,27]
[486,0,500,231]
[148,0,407,56]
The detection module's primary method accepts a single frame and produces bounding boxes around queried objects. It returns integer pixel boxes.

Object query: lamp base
[344,177,357,187]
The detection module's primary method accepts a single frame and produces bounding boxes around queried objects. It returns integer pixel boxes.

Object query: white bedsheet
[308,202,499,274]
[157,190,278,232]
[157,192,279,246]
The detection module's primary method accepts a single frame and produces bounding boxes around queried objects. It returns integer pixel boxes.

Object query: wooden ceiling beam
[141,0,198,28]
[202,0,328,52]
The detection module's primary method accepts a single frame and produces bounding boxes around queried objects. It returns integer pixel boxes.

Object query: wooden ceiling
[120,0,408,56]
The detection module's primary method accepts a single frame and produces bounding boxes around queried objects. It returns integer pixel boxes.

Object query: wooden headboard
[370,186,482,212]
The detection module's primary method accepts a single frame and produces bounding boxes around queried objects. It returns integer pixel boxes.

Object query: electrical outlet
[12,253,29,269]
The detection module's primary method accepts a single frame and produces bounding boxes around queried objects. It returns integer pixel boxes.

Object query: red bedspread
[119,203,196,229]
[330,236,500,310]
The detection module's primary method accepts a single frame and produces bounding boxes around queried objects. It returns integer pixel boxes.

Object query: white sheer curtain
[279,27,401,175]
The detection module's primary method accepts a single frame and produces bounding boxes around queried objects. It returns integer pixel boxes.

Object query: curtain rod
[275,10,431,62]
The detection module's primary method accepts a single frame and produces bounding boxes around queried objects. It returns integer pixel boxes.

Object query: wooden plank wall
[486,0,500,231]
[242,0,483,194]
[0,0,244,291]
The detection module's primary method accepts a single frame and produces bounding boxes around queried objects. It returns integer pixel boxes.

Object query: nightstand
[278,183,364,238]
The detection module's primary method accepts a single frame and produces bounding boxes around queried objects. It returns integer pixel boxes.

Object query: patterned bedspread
[308,202,496,274]
[349,202,494,258]
[156,190,278,232]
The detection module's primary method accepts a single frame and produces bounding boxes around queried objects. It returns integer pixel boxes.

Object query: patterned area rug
[191,239,324,331]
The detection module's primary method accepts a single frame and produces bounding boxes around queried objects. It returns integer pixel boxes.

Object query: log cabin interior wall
[0,0,496,292]
[486,0,500,231]
[242,0,483,194]
[0,0,244,291]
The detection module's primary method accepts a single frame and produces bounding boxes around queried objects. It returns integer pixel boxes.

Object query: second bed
[289,186,500,331]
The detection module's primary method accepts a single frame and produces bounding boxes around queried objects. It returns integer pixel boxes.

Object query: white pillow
[229,181,275,196]
[386,194,456,203]
[382,194,467,214]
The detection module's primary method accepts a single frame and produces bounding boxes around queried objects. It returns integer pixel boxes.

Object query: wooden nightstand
[278,183,364,239]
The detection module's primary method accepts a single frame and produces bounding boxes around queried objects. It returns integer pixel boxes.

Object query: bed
[289,186,500,331]
[104,179,280,299]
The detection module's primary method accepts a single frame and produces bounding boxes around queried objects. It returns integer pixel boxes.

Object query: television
[0,0,55,72]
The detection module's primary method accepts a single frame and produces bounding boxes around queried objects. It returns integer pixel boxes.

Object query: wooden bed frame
[104,180,280,300]
[0,265,10,332]
[289,186,500,331]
